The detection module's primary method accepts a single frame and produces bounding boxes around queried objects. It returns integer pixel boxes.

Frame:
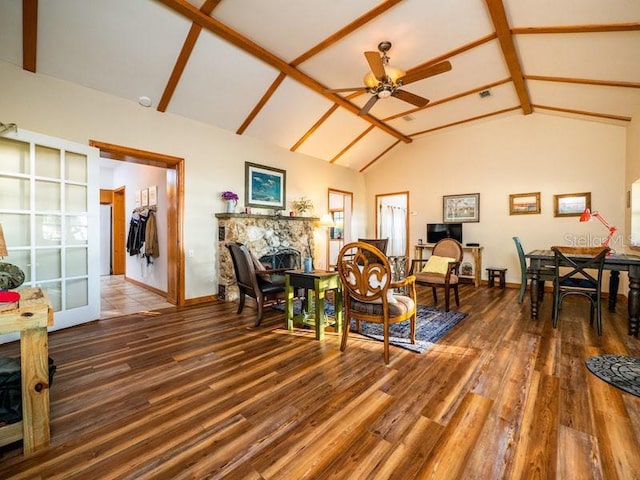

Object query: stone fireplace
[215,213,318,301]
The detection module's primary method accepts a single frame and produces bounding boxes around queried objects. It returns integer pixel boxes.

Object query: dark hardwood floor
[1,284,640,479]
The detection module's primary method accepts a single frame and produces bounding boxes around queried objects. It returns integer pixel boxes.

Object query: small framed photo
[148,185,157,206]
[141,188,149,207]
[509,192,541,215]
[443,193,480,223]
[245,162,286,210]
[554,192,591,217]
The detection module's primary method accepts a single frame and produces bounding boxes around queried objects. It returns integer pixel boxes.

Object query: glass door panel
[0,176,30,209]
[0,137,30,174]
[35,145,61,177]
[35,180,61,211]
[66,184,87,212]
[35,248,62,281]
[66,278,88,309]
[66,247,88,277]
[65,152,87,182]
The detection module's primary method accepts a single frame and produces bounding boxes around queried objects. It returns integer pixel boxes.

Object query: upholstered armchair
[409,238,463,312]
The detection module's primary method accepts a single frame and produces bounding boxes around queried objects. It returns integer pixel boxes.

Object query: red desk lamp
[580,208,617,247]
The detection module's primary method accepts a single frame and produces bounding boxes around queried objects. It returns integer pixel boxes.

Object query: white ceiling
[1,0,639,171]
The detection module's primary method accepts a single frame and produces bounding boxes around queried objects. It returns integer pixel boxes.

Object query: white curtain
[379,205,407,256]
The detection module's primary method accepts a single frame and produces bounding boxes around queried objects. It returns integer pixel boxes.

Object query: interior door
[0,128,100,340]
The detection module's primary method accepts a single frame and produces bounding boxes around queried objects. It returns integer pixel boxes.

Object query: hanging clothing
[144,210,159,262]
[126,210,147,256]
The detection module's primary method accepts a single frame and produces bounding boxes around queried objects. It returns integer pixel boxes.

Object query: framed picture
[148,185,157,206]
[141,188,149,207]
[443,193,480,223]
[509,192,541,215]
[554,192,591,217]
[245,162,286,209]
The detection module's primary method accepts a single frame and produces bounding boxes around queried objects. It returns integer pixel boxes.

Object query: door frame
[90,140,185,305]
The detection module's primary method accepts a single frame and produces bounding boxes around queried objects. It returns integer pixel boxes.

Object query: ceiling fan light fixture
[363,64,406,88]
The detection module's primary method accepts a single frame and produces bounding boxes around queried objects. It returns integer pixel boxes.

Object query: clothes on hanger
[126,206,159,264]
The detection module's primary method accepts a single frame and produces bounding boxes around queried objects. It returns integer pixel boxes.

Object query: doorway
[91,140,185,305]
[376,192,409,257]
[327,189,353,269]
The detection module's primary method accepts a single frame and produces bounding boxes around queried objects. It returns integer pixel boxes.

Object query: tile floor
[100,275,174,319]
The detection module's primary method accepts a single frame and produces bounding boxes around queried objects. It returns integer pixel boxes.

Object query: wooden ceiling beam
[291,0,404,66]
[532,104,631,122]
[484,0,532,114]
[22,0,38,72]
[240,1,402,145]
[513,23,640,35]
[155,0,412,143]
[330,126,374,164]
[291,105,339,152]
[410,106,521,136]
[525,75,640,89]
[359,140,401,172]
[383,77,512,121]
[237,73,286,135]
[157,0,222,112]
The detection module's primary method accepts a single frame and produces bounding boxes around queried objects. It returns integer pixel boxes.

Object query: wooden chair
[357,238,389,264]
[226,242,289,326]
[337,241,417,364]
[409,238,463,312]
[551,245,610,335]
[513,236,555,304]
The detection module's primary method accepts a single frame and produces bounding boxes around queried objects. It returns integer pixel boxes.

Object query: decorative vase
[225,200,237,213]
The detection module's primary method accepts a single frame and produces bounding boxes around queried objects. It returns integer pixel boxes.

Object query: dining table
[526,249,640,336]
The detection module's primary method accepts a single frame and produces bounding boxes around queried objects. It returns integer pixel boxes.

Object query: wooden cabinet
[0,288,54,455]
[414,244,483,287]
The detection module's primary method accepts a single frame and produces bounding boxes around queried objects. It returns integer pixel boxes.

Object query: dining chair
[409,238,463,312]
[551,245,610,335]
[337,241,417,364]
[226,242,289,326]
[513,236,556,304]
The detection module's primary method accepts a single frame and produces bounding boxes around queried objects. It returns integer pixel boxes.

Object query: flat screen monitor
[427,223,463,244]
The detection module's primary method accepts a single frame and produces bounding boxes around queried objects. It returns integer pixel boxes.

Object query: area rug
[275,300,467,354]
[585,354,640,397]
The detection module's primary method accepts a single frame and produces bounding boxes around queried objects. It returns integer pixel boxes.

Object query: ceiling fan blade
[392,89,430,108]
[364,51,386,80]
[359,95,379,116]
[325,87,369,93]
[399,61,452,86]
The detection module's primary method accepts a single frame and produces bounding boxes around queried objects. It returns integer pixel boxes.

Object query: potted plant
[291,197,314,216]
[221,191,239,213]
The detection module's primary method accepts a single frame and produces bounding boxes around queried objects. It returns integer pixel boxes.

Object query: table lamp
[580,208,617,248]
[0,223,25,302]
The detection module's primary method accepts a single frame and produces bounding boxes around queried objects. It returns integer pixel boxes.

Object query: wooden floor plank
[1,284,640,479]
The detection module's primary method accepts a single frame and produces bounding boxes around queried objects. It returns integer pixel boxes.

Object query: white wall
[365,112,627,286]
[626,107,640,247]
[0,61,366,300]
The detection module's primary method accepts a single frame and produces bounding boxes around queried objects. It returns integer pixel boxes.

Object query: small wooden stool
[486,267,507,289]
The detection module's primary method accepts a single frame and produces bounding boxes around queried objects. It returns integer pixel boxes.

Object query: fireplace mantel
[216,213,318,301]
[215,213,319,222]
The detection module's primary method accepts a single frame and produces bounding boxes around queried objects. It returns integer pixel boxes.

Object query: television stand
[414,243,483,288]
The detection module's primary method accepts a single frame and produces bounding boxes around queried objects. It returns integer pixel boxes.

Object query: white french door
[0,128,100,341]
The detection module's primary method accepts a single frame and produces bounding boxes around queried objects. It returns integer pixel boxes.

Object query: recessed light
[138,96,152,107]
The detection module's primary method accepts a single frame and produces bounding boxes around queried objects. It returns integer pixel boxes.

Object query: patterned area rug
[276,301,467,354]
[585,354,640,397]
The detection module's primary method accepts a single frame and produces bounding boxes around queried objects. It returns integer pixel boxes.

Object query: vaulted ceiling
[1,0,639,171]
